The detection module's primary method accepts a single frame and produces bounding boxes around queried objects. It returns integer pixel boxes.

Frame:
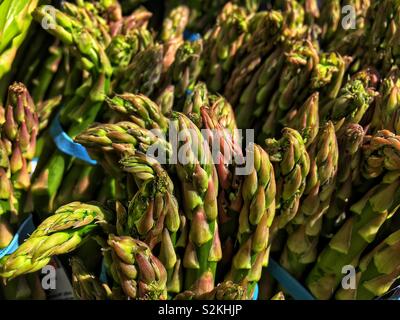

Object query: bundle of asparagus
[3,0,400,302]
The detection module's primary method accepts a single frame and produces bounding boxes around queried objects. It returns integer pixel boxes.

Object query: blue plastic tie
[266,258,315,300]
[183,30,201,42]
[50,113,97,165]
[30,157,39,175]
[253,283,259,300]
[0,215,35,259]
[185,89,193,96]
[99,258,108,284]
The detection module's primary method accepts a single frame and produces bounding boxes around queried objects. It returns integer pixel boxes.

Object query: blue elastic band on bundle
[99,259,108,284]
[266,258,315,300]
[50,113,97,165]
[0,215,35,259]
[183,30,201,42]
[253,284,259,300]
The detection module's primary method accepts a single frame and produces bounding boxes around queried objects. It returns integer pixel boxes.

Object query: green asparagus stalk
[171,112,220,294]
[224,10,284,106]
[0,202,113,280]
[283,92,320,148]
[320,68,379,135]
[280,122,339,279]
[70,256,112,300]
[323,123,365,237]
[335,229,400,300]
[0,83,38,223]
[371,67,400,134]
[31,41,63,104]
[164,39,203,99]
[226,143,276,294]
[0,0,40,80]
[75,121,171,179]
[161,5,190,72]
[265,128,310,238]
[30,5,112,215]
[107,234,168,300]
[156,85,175,116]
[201,2,249,92]
[174,281,247,300]
[105,93,169,133]
[120,152,182,293]
[306,130,400,299]
[182,82,210,116]
[116,44,163,96]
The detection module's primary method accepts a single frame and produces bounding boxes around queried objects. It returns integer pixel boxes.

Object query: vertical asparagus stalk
[224,10,284,107]
[0,83,38,225]
[160,5,190,72]
[200,106,243,276]
[320,68,379,135]
[284,92,320,148]
[225,143,276,296]
[306,130,400,299]
[280,122,339,279]
[335,229,400,300]
[120,152,182,293]
[164,39,203,99]
[371,67,400,134]
[265,128,310,239]
[323,123,365,237]
[171,112,220,294]
[201,2,249,92]
[107,234,168,300]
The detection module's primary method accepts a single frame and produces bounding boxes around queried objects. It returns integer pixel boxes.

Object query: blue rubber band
[266,258,315,300]
[185,89,193,96]
[30,157,39,175]
[0,215,35,259]
[183,30,201,42]
[99,258,108,284]
[50,113,97,165]
[253,283,259,300]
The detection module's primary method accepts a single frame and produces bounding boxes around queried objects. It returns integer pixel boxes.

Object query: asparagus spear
[120,152,182,293]
[283,92,320,148]
[0,0,40,80]
[226,143,276,294]
[174,280,247,300]
[224,10,284,106]
[265,128,310,237]
[320,68,379,135]
[0,202,113,280]
[105,93,169,133]
[70,256,112,300]
[116,44,163,96]
[280,122,339,279]
[323,123,365,237]
[164,39,203,99]
[335,229,400,300]
[0,83,38,223]
[171,112,220,294]
[160,5,190,72]
[107,234,168,300]
[306,130,400,299]
[371,67,400,134]
[201,2,249,92]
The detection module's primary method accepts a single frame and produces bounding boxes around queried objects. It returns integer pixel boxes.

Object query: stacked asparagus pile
[2,0,400,301]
